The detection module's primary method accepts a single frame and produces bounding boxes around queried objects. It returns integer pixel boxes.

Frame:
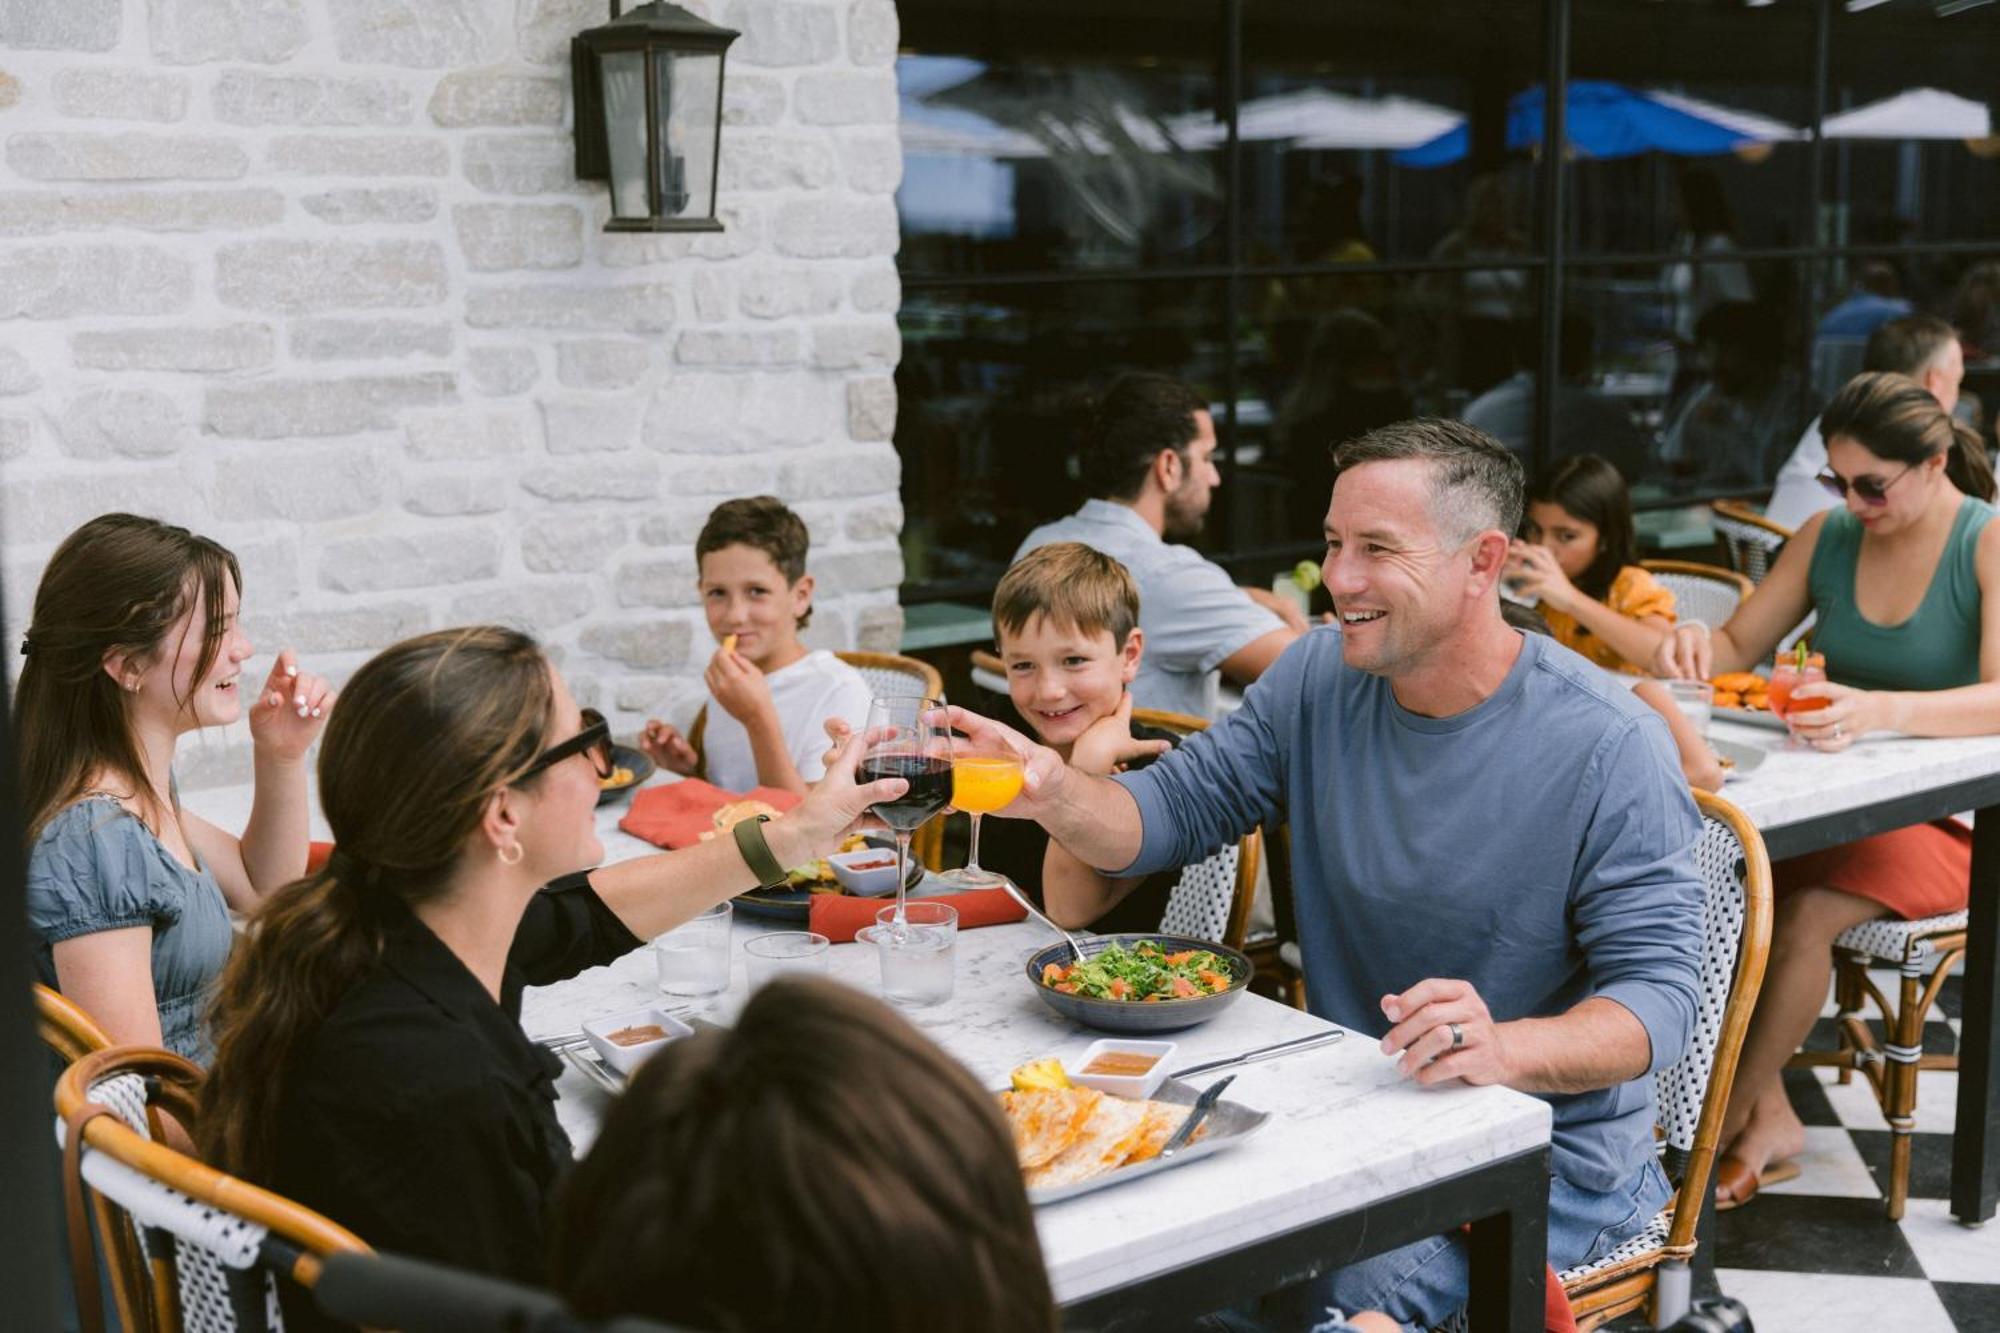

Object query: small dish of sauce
[607,1023,668,1047]
[1082,1050,1160,1078]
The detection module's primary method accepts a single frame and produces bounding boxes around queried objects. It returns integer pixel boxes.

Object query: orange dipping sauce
[608,1024,667,1047]
[1082,1050,1160,1077]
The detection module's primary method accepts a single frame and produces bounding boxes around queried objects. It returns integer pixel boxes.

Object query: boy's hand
[639,719,699,775]
[706,645,774,724]
[1070,693,1172,776]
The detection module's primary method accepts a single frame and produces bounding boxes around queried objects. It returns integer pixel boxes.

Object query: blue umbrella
[1396,80,1760,167]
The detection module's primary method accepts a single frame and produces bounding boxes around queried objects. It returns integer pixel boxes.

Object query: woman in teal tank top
[1653,370,2000,1210]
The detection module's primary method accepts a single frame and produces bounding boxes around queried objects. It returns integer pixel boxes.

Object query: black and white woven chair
[1788,908,1968,1220]
[1709,501,1793,585]
[1641,560,1755,633]
[55,1045,371,1333]
[1133,708,1261,950]
[1559,791,1773,1330]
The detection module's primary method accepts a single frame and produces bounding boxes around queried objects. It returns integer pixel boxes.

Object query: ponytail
[1946,417,1997,503]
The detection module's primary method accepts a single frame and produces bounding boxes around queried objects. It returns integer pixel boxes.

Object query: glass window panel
[896,0,1225,277]
[658,48,721,221]
[601,50,649,220]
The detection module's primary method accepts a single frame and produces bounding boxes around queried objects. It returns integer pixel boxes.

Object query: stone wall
[0,0,905,787]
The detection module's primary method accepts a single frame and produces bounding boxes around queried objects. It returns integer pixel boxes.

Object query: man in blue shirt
[957,418,1704,1330]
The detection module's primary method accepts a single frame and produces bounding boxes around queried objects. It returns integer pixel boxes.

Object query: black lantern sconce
[572,3,739,232]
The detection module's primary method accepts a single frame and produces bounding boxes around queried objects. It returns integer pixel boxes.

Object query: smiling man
[957,418,1704,1331]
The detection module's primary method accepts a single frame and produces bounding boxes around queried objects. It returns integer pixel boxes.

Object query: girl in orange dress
[1507,455,1677,673]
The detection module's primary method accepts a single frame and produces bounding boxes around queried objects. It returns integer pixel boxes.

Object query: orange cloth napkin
[809,888,1027,944]
[617,779,801,850]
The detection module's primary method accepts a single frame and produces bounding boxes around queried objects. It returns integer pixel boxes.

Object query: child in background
[1507,454,1677,674]
[981,543,1183,931]
[640,497,872,796]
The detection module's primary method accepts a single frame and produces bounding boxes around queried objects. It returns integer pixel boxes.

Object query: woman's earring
[497,843,524,867]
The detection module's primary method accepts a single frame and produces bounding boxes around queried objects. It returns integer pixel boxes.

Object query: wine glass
[856,696,953,924]
[936,746,1024,890]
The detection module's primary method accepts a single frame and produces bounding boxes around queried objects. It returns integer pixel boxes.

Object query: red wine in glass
[859,696,950,924]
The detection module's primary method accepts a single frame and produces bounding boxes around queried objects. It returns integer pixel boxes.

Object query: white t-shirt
[1765,419,1835,531]
[700,650,874,793]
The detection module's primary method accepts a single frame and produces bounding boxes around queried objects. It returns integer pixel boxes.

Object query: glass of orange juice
[936,749,1025,889]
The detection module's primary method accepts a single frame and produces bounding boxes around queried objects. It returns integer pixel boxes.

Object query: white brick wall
[0,0,905,788]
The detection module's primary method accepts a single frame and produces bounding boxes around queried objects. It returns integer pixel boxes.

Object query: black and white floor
[1699,971,2000,1333]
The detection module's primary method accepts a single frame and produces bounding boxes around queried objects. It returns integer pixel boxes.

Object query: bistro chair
[685,650,947,869]
[37,983,113,1066]
[55,1044,371,1333]
[1709,501,1793,585]
[1640,559,1754,632]
[1786,909,1968,1220]
[969,648,1008,702]
[1131,707,1261,950]
[1558,790,1773,1330]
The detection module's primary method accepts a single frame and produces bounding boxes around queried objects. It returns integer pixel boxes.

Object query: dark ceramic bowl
[1024,933,1254,1034]
[594,745,656,806]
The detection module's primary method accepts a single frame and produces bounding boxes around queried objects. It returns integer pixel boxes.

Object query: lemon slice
[1010,1057,1071,1091]
[1291,560,1322,593]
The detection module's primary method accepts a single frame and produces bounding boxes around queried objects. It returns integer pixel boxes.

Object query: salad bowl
[1024,934,1254,1034]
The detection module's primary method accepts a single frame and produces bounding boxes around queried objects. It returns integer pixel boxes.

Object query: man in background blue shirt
[957,418,1703,1331]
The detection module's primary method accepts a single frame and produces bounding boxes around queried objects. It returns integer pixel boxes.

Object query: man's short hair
[992,542,1140,648]
[697,495,812,627]
[1076,372,1207,502]
[1865,314,1958,378]
[1332,418,1524,545]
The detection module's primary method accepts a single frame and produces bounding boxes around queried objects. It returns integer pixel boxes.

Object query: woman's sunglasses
[1816,461,1914,506]
[519,708,615,782]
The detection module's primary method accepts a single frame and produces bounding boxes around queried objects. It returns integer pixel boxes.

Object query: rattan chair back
[1709,501,1792,584]
[1641,559,1754,630]
[56,1046,371,1333]
[1561,791,1772,1329]
[1130,708,1259,949]
[37,983,113,1066]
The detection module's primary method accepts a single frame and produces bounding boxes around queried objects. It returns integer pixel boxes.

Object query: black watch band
[732,814,788,889]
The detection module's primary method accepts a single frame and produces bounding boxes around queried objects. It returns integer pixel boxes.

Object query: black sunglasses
[519,708,614,782]
[1816,461,1914,506]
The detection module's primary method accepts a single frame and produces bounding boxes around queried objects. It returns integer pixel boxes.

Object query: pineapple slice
[1010,1057,1071,1092]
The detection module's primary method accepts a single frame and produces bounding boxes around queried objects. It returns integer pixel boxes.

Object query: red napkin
[617,779,801,850]
[809,888,1027,944]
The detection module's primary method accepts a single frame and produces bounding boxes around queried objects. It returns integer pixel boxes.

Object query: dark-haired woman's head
[1819,371,1997,531]
[1523,455,1636,601]
[15,513,246,843]
[203,626,610,1183]
[554,976,1056,1333]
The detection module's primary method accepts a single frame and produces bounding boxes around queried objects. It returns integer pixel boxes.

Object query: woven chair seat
[1557,1208,1681,1287]
[1835,912,1969,966]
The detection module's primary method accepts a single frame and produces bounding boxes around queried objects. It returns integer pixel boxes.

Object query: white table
[519,787,1555,1330]
[1705,719,2000,1224]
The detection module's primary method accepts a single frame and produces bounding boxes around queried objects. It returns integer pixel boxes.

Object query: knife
[1167,1028,1344,1081]
[1158,1074,1235,1161]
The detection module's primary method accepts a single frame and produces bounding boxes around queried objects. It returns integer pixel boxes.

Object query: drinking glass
[743,931,828,989]
[1769,649,1827,744]
[936,748,1024,890]
[1662,680,1714,738]
[653,900,732,998]
[857,901,958,1007]
[855,695,953,923]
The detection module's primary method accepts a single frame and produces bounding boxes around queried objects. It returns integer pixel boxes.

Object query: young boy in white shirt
[639,497,872,796]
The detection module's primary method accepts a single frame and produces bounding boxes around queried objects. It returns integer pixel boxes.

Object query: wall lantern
[572,3,738,232]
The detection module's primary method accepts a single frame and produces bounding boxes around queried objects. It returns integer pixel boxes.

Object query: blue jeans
[1306,1156,1672,1333]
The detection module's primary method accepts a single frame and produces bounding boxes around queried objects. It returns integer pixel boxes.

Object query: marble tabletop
[1704,716,2000,833]
[517,788,1554,1308]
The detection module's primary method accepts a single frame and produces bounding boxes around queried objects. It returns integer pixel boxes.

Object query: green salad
[1039,940,1235,1002]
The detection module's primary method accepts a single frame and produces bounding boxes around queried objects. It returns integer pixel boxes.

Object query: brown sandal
[1714,1152,1802,1211]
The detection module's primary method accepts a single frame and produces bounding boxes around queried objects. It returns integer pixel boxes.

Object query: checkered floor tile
[1681,970,2000,1333]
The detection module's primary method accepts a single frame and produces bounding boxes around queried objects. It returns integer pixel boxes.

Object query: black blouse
[976,723,1184,937]
[272,872,638,1330]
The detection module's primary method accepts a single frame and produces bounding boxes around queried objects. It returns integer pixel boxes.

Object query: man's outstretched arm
[941,706,1148,871]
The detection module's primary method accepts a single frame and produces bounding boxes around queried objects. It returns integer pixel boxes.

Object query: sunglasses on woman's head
[1816,461,1914,505]
[519,708,615,782]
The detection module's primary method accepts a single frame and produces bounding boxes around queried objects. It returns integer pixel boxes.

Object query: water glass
[653,900,731,998]
[1662,679,1714,737]
[859,902,958,1007]
[744,931,829,989]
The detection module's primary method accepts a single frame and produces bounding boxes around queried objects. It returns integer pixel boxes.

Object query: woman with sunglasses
[1653,370,2000,1210]
[200,626,903,1328]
